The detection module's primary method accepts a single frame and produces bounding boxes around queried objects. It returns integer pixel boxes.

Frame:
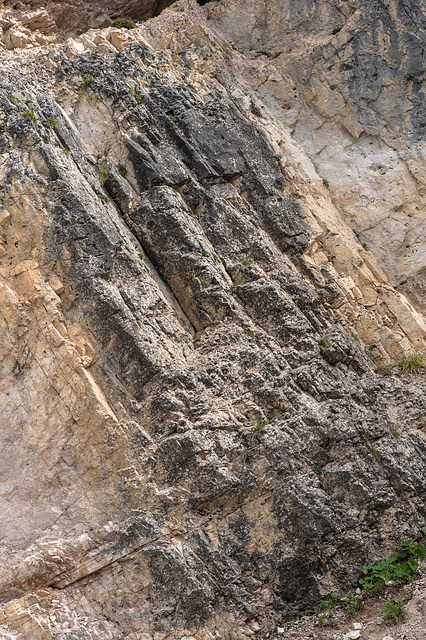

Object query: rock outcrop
[0,1,425,639]
[206,0,426,314]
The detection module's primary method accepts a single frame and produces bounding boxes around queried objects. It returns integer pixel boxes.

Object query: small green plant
[167,113,177,122]
[7,93,19,105]
[244,329,255,338]
[314,597,337,613]
[322,178,330,188]
[82,76,93,87]
[317,614,326,627]
[239,257,252,266]
[367,344,376,351]
[317,337,328,350]
[46,117,57,128]
[239,448,249,461]
[99,170,108,180]
[250,419,267,441]
[359,527,426,592]
[405,73,414,81]
[19,110,37,123]
[138,253,144,260]
[118,163,127,176]
[196,238,209,257]
[364,440,378,457]
[232,281,240,289]
[0,123,5,132]
[97,194,110,202]
[130,88,143,104]
[387,421,400,439]
[376,365,393,376]
[396,352,425,374]
[268,407,283,420]
[342,592,360,614]
[353,229,360,239]
[362,242,368,249]
[381,599,407,625]
[274,153,283,162]
[233,293,245,306]
[43,137,50,144]
[212,253,220,263]
[313,465,322,476]
[113,18,135,29]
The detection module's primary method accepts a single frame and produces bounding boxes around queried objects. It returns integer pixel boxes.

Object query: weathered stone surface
[0,1,425,639]
[206,0,426,314]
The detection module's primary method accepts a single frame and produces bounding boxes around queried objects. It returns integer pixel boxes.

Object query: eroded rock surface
[207,0,426,314]
[0,1,425,639]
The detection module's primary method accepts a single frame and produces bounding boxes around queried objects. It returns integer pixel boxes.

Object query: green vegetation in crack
[113,19,135,29]
[381,598,407,625]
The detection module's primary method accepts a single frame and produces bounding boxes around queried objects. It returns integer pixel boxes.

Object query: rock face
[0,1,425,639]
[206,0,426,315]
[0,0,176,41]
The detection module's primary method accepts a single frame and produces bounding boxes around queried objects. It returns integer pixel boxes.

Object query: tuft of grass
[381,599,407,625]
[233,293,245,307]
[167,113,177,122]
[232,281,240,289]
[7,93,20,105]
[118,163,127,176]
[19,110,37,123]
[396,352,425,374]
[97,194,110,202]
[244,329,255,338]
[318,337,328,351]
[239,448,249,461]
[82,76,93,87]
[387,420,400,439]
[130,88,143,104]
[138,253,144,260]
[376,365,393,376]
[46,117,57,128]
[364,440,378,457]
[212,253,220,263]
[239,257,252,266]
[268,407,283,420]
[113,18,135,29]
[43,137,50,144]
[99,170,108,180]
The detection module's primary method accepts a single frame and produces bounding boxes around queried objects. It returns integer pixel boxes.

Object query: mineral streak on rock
[0,0,425,639]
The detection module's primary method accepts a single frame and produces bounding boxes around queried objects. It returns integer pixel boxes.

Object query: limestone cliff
[0,1,425,639]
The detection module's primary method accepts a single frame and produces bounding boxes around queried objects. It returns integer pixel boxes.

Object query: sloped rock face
[0,0,176,41]
[207,0,426,314]
[0,1,425,639]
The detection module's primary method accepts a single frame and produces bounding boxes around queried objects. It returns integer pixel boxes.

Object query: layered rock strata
[0,1,425,639]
